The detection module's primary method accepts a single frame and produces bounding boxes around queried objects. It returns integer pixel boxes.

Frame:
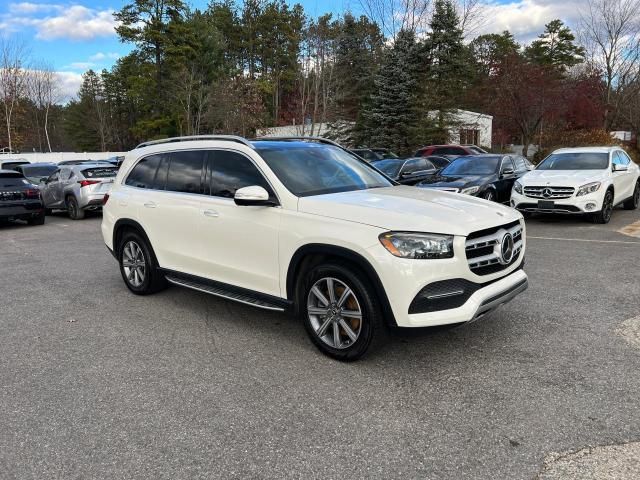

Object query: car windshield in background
[255,143,392,197]
[20,165,58,180]
[82,167,118,178]
[372,160,403,178]
[537,152,609,170]
[441,156,500,176]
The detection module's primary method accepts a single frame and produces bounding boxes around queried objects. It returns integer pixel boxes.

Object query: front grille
[523,186,575,199]
[465,220,523,275]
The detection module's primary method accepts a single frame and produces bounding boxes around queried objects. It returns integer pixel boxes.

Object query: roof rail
[134,135,254,150]
[254,136,344,148]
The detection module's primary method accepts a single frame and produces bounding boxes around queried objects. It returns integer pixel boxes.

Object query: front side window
[501,156,515,173]
[125,154,162,189]
[255,143,392,197]
[441,156,501,176]
[537,152,609,170]
[207,150,273,199]
[164,151,205,194]
[372,160,403,178]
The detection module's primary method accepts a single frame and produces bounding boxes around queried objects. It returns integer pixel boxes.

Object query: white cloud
[89,52,120,62]
[54,70,82,101]
[1,3,119,41]
[478,0,584,43]
[66,61,95,70]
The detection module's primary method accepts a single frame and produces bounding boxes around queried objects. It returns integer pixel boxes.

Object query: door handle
[203,209,219,218]
[144,201,157,208]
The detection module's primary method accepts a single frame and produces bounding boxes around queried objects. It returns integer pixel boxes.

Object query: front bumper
[366,232,527,328]
[511,189,604,214]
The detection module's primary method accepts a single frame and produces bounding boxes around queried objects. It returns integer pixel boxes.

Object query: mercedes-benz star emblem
[542,188,553,198]
[499,233,514,265]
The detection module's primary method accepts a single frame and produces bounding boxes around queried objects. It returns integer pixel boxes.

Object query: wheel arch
[113,218,154,257]
[286,244,397,326]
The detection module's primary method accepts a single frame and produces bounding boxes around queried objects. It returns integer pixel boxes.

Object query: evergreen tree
[363,29,423,155]
[525,19,585,70]
[469,31,520,76]
[424,0,471,142]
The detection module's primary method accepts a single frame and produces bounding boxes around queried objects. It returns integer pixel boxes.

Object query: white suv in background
[102,136,528,360]
[512,147,640,223]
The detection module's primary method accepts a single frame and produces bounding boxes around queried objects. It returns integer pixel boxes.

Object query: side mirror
[234,185,276,206]
[613,163,628,172]
[501,167,515,176]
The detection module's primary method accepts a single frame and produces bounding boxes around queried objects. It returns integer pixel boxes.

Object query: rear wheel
[300,263,386,361]
[118,231,166,295]
[592,190,614,224]
[623,181,639,210]
[66,196,85,220]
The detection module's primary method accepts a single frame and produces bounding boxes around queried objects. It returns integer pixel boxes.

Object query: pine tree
[363,29,423,155]
[525,19,584,70]
[424,0,471,143]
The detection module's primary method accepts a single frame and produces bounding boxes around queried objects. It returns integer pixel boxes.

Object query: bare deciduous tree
[28,63,59,152]
[0,39,29,152]
[579,0,640,129]
[358,0,432,38]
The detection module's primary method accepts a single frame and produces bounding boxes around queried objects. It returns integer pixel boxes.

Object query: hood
[297,186,521,236]
[417,174,490,189]
[521,169,608,186]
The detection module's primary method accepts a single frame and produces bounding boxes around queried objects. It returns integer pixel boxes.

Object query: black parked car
[424,155,453,170]
[15,163,58,185]
[371,157,438,185]
[0,170,45,225]
[416,154,528,202]
[352,148,399,162]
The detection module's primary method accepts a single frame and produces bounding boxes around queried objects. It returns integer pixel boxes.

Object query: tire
[44,208,52,215]
[118,230,167,295]
[482,190,495,202]
[592,189,614,224]
[623,181,639,210]
[300,263,387,361]
[66,196,85,220]
[27,214,45,226]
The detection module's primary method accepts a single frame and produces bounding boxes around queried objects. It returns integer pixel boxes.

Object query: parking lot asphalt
[1,208,639,480]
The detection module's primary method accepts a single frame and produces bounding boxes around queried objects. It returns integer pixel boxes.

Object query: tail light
[103,193,110,205]
[79,180,100,188]
[25,189,40,198]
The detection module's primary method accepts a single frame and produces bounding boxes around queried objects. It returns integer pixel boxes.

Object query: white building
[258,109,493,148]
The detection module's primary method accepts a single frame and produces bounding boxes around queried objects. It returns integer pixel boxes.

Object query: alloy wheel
[603,191,613,221]
[307,277,362,350]
[634,183,640,207]
[122,240,146,288]
[483,191,494,201]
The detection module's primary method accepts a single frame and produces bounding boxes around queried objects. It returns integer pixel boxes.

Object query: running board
[163,271,291,312]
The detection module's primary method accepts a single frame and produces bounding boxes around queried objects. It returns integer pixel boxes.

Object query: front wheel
[592,190,614,224]
[623,181,639,210]
[482,190,495,202]
[301,263,386,361]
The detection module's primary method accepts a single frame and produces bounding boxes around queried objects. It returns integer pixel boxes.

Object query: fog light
[585,202,596,211]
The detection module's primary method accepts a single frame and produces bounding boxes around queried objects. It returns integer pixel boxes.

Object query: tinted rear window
[165,151,205,194]
[125,155,162,189]
[0,175,29,187]
[82,167,118,178]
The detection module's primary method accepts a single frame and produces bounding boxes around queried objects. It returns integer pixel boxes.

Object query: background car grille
[465,220,523,275]
[523,186,575,199]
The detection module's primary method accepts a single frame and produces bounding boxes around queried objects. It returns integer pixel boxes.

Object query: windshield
[21,165,58,179]
[372,160,403,177]
[537,152,609,170]
[255,143,393,197]
[441,156,500,176]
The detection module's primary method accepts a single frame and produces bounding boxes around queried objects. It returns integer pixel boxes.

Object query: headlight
[379,232,454,259]
[576,182,601,197]
[513,181,523,195]
[460,186,480,195]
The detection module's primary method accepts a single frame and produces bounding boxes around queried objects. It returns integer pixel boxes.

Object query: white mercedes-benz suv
[511,147,640,223]
[102,136,528,360]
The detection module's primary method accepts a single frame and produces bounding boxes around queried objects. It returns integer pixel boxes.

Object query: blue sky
[0,0,583,99]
